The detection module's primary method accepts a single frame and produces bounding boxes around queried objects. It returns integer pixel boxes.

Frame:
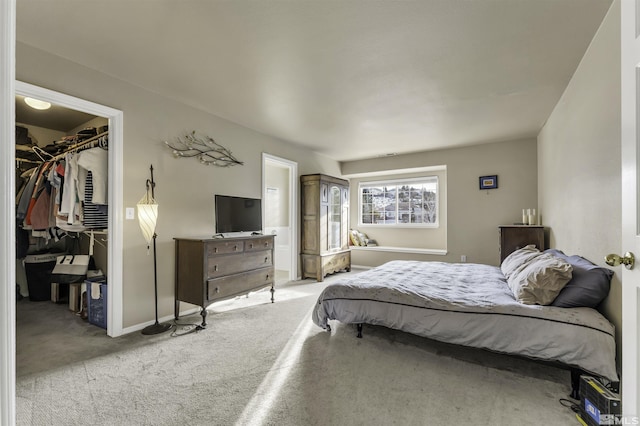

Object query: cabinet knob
[264,257,268,263]
[234,245,238,251]
[264,242,268,247]
[215,287,220,293]
[214,265,219,272]
[214,247,218,253]
[249,243,254,249]
[266,274,270,280]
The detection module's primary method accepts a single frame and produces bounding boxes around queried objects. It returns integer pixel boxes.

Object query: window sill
[350,246,447,256]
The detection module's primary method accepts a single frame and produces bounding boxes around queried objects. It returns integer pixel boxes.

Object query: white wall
[538,1,621,358]
[342,138,538,267]
[16,42,341,328]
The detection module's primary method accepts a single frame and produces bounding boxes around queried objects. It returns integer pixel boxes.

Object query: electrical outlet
[126,207,135,220]
[461,255,467,263]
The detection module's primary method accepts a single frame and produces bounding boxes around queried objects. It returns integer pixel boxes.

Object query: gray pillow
[545,249,614,308]
[501,244,542,280]
[507,252,573,305]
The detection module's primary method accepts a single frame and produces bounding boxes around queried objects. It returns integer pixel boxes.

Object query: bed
[311,256,618,394]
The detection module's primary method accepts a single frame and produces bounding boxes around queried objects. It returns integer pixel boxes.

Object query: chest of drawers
[174,235,275,327]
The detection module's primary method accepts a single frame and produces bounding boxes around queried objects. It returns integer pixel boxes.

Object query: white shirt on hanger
[77,148,108,205]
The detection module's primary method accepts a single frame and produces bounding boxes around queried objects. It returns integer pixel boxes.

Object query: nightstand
[498,225,545,263]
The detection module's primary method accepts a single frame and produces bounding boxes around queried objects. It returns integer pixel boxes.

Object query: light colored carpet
[15,273,578,425]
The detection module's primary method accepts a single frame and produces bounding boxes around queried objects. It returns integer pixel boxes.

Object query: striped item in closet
[83,171,108,229]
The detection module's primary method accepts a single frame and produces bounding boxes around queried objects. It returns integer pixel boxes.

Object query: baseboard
[120,307,200,335]
[350,246,447,255]
[350,264,372,270]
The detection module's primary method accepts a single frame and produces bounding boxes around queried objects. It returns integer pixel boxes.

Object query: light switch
[126,207,135,220]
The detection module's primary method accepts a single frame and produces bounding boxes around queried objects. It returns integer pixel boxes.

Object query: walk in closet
[15,95,110,336]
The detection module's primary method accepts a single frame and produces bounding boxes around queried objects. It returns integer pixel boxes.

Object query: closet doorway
[14,81,123,337]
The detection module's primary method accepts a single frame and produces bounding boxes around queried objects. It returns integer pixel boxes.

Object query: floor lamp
[138,164,172,335]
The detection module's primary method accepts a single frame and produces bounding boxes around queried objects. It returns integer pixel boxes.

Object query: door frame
[1,1,16,424]
[14,81,124,338]
[262,153,298,281]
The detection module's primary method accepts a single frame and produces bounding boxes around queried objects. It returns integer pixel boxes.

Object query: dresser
[174,235,275,328]
[498,225,546,263]
[300,174,351,281]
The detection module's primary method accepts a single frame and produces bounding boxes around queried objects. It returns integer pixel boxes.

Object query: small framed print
[479,175,498,190]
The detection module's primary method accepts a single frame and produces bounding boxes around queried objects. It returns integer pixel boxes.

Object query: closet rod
[49,130,109,162]
[15,158,40,165]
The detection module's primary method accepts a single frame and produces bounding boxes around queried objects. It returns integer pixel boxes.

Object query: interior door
[621,0,640,416]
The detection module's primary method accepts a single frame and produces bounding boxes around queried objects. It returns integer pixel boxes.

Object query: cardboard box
[68,282,83,312]
[50,282,68,303]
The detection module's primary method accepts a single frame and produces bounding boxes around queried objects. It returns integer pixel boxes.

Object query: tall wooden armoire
[300,174,351,281]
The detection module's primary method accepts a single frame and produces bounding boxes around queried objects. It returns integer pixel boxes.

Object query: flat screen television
[215,194,262,234]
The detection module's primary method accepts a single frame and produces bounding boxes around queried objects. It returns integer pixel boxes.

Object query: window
[359,177,438,227]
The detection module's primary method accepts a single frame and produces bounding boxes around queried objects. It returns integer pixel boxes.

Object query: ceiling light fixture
[24,97,51,110]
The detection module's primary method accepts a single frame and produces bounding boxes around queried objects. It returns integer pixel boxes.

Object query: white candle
[522,209,527,224]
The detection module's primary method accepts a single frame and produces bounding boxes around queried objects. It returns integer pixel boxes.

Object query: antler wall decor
[164,131,244,167]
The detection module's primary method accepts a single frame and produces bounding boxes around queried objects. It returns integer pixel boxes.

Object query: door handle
[605,252,635,269]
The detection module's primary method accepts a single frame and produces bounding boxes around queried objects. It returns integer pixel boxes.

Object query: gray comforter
[312,260,618,381]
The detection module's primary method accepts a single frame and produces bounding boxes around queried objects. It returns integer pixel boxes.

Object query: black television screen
[215,195,262,233]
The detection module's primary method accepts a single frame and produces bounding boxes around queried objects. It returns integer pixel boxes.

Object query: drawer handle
[234,245,238,251]
[249,243,254,249]
[214,265,218,272]
[266,274,270,280]
[215,287,220,293]
[214,247,218,253]
[264,257,268,263]
[264,242,268,247]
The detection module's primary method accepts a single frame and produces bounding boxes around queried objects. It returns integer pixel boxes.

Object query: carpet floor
[16,272,579,425]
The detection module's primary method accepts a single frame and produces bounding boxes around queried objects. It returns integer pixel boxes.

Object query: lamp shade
[137,190,158,246]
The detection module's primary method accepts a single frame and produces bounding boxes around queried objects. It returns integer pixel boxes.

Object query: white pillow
[507,253,573,305]
[501,245,541,280]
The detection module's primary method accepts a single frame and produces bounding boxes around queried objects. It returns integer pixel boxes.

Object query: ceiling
[15,0,612,162]
[16,95,98,132]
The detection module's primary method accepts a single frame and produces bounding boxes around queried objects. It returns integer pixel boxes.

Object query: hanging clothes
[77,147,108,205]
[16,131,109,239]
[82,171,109,229]
[16,165,40,221]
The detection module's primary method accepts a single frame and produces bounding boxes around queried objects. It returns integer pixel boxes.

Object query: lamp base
[141,322,172,335]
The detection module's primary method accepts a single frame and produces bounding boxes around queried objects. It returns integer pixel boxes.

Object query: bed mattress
[312,260,618,382]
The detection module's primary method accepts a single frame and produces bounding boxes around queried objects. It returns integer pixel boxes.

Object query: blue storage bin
[86,280,107,329]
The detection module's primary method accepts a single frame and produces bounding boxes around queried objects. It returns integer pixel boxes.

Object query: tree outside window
[359,177,438,227]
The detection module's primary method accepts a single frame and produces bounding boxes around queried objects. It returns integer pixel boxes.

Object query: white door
[621,0,640,416]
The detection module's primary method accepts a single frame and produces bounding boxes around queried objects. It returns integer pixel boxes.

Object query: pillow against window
[501,245,542,280]
[545,249,614,308]
[349,230,361,246]
[357,231,369,246]
[507,252,573,305]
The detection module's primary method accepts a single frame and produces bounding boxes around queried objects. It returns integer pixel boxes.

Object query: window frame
[358,176,439,228]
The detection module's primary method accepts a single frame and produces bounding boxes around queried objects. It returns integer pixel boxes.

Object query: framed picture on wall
[479,175,498,190]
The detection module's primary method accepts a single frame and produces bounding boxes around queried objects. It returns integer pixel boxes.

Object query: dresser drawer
[207,250,273,278]
[244,237,274,252]
[207,267,274,301]
[206,240,243,256]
